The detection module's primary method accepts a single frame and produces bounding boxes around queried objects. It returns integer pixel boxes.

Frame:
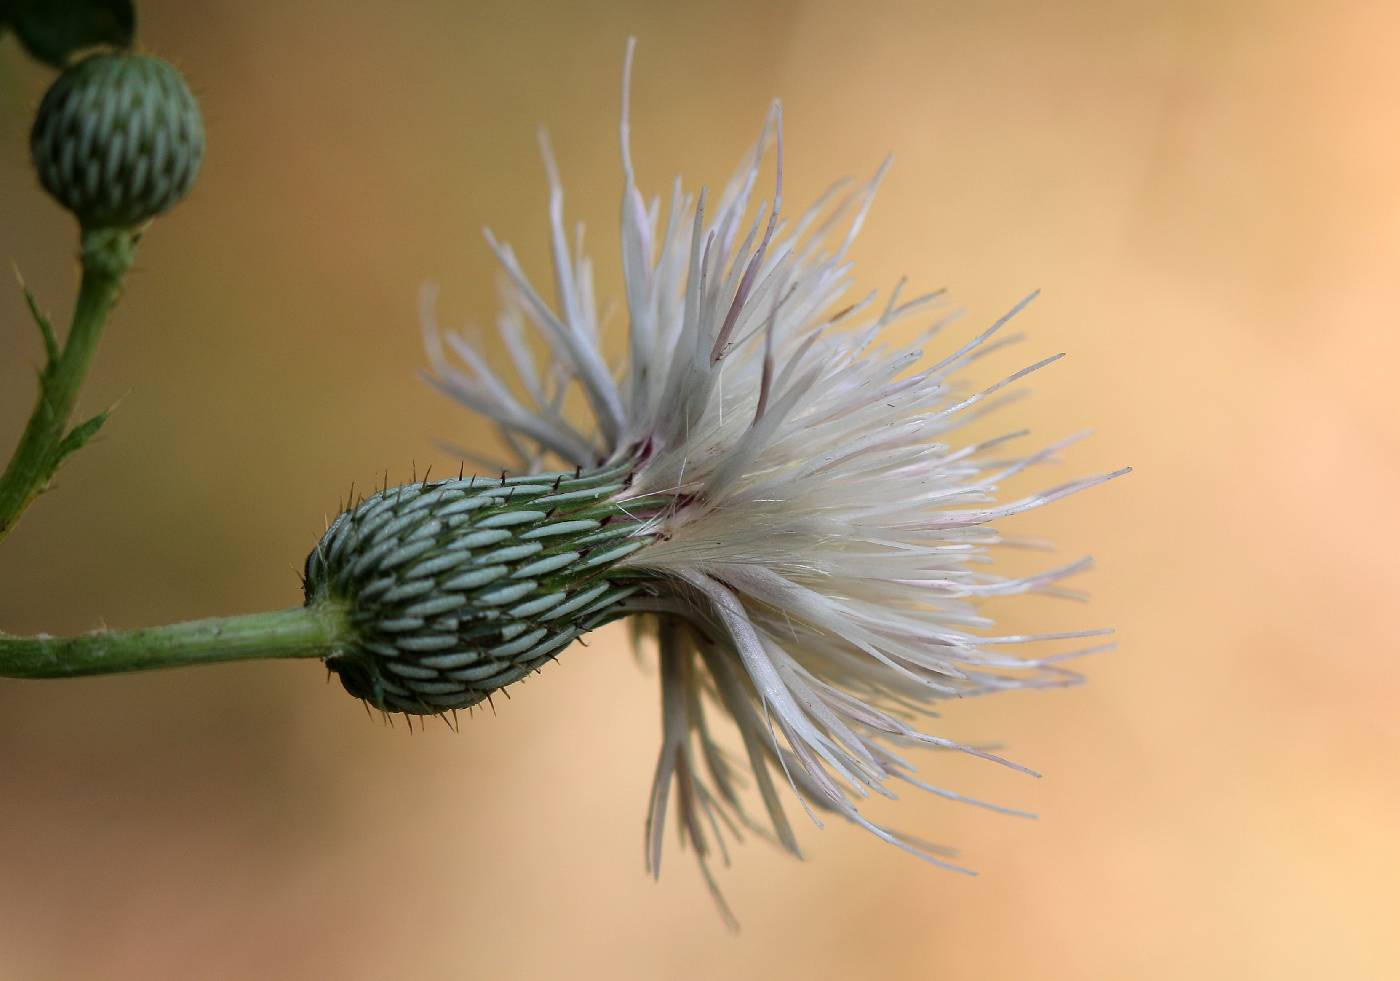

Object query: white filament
[424,38,1127,910]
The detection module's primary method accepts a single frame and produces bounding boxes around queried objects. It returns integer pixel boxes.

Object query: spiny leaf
[14,270,60,369]
[54,408,109,464]
[6,0,135,68]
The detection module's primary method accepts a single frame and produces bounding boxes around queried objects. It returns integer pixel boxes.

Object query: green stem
[0,603,352,679]
[0,227,137,544]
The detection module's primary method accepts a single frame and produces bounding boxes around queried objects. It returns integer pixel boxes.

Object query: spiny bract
[304,464,660,714]
[31,52,204,229]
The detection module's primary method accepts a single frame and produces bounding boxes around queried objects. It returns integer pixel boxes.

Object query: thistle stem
[0,604,352,679]
[0,227,137,544]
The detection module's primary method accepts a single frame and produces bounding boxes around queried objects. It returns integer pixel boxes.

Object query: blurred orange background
[2,1,1397,978]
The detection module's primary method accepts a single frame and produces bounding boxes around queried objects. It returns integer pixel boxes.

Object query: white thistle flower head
[418,41,1128,921]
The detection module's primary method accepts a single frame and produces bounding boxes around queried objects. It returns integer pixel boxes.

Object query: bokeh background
[2,1,1397,978]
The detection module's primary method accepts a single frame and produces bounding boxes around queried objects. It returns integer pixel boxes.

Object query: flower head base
[345,41,1125,918]
[304,465,661,713]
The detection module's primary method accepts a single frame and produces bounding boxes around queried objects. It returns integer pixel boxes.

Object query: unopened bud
[31,53,204,229]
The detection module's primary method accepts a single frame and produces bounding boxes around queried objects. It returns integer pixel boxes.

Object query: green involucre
[303,465,658,715]
[31,52,204,229]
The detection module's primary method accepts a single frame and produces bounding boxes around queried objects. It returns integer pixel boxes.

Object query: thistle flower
[308,42,1126,919]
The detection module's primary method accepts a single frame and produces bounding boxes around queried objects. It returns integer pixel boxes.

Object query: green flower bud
[30,52,204,229]
[303,466,657,715]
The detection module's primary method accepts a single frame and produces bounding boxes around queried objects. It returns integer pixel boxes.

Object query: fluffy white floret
[424,39,1126,921]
